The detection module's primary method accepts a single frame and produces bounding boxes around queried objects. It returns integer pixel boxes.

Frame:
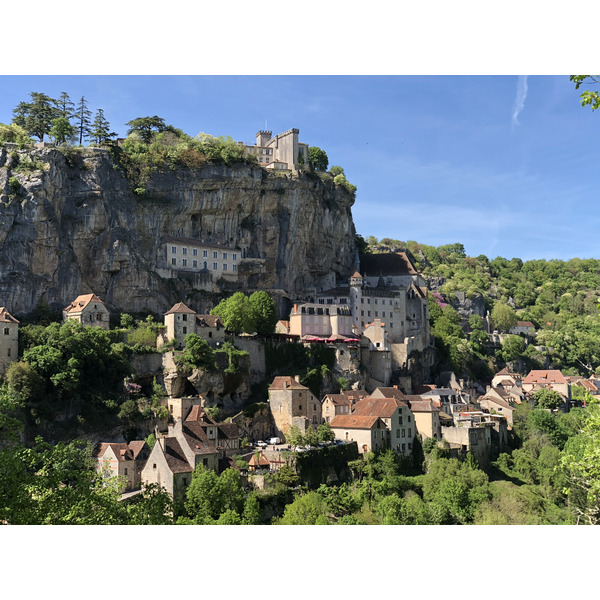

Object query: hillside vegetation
[363,237,600,378]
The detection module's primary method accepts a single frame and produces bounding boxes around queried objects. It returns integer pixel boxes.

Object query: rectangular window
[396,429,400,438]
[232,253,237,260]
[223,263,227,271]
[124,468,128,475]
[213,251,218,258]
[203,250,208,258]
[299,405,302,410]
[402,443,405,451]
[171,258,176,265]
[408,443,412,450]
[408,428,412,436]
[399,416,403,425]
[402,429,406,437]
[213,262,218,270]
[232,264,237,271]
[390,322,393,328]
[375,311,378,317]
[375,299,378,304]
[223,252,228,259]
[192,248,198,256]
[182,258,187,266]
[7,348,11,357]
[182,247,187,255]
[193,260,198,268]
[3,328,9,335]
[171,246,176,254]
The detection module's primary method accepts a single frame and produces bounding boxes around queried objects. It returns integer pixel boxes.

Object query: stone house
[441,421,492,466]
[161,301,225,349]
[268,375,322,438]
[351,395,415,457]
[63,293,110,330]
[491,367,522,389]
[403,397,442,440]
[167,395,206,422]
[321,389,368,423]
[509,321,536,337]
[329,414,388,454]
[94,441,150,492]
[522,369,570,397]
[0,307,19,375]
[419,387,469,418]
[479,393,515,425]
[141,405,240,503]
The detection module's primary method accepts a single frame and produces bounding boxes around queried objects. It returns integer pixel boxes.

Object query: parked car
[256,440,268,448]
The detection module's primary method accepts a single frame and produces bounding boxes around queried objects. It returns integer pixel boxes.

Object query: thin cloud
[512,75,529,126]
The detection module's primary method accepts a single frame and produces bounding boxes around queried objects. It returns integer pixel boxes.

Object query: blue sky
[1,74,597,262]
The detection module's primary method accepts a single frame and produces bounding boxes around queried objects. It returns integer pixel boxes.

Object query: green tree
[317,421,335,443]
[286,425,304,449]
[500,334,526,362]
[12,92,58,142]
[304,425,318,447]
[126,116,169,143]
[75,96,92,145]
[491,302,518,332]
[88,109,116,146]
[571,75,600,111]
[49,117,75,145]
[179,334,216,370]
[277,491,331,524]
[210,292,255,334]
[248,291,277,334]
[55,92,75,120]
[532,388,563,410]
[308,146,329,171]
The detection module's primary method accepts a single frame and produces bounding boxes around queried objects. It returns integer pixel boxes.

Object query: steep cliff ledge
[0,145,357,316]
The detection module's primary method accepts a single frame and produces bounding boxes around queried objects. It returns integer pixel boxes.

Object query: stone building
[0,307,19,375]
[329,414,388,454]
[141,407,240,504]
[288,302,356,340]
[321,389,368,423]
[242,128,309,171]
[161,301,225,349]
[94,441,150,492]
[313,253,431,373]
[159,236,243,286]
[63,293,110,330]
[268,375,322,438]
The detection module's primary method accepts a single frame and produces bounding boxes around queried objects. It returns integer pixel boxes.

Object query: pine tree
[88,109,116,146]
[55,92,75,120]
[12,92,58,142]
[75,96,92,145]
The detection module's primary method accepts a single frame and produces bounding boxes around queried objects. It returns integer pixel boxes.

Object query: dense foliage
[210,291,277,334]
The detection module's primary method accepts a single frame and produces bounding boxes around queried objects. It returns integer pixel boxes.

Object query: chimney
[158,435,166,451]
[294,375,301,383]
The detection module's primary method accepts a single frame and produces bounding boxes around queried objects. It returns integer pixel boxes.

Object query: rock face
[0,145,357,316]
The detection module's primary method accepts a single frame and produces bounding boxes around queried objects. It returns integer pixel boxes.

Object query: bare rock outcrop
[0,145,357,317]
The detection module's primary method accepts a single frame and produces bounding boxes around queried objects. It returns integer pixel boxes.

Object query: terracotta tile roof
[0,307,19,324]
[481,395,512,410]
[523,370,567,385]
[127,440,148,460]
[324,394,352,407]
[248,452,270,467]
[185,404,217,424]
[64,293,105,313]
[218,423,240,439]
[495,367,518,377]
[165,301,196,315]
[359,252,419,277]
[330,414,382,429]
[515,321,535,328]
[350,271,363,278]
[196,314,223,328]
[163,438,194,473]
[342,390,369,401]
[405,399,439,413]
[269,376,308,391]
[181,423,217,455]
[352,396,407,418]
[94,442,136,462]
[372,387,405,400]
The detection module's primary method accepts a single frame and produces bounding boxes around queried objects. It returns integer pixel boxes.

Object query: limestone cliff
[0,145,357,316]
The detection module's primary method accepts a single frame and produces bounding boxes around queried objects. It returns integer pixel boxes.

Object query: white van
[268,437,281,445]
